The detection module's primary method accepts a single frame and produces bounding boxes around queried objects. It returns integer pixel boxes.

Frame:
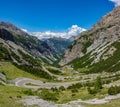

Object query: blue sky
[0,0,116,32]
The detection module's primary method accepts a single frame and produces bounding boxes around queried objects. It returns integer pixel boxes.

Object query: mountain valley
[0,5,120,107]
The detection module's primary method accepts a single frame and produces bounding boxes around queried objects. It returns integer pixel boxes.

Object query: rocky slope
[59,6,120,73]
[0,22,62,79]
[0,21,59,64]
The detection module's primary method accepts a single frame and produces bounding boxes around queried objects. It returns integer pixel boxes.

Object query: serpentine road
[13,77,86,89]
[13,76,120,89]
[14,77,120,107]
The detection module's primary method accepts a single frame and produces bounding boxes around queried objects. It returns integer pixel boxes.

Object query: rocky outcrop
[59,41,84,66]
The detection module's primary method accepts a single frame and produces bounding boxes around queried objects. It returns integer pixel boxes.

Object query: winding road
[14,77,84,89]
[13,76,120,89]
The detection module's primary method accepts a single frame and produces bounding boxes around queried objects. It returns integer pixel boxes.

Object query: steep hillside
[60,6,120,73]
[44,37,72,58]
[0,22,58,79]
[0,21,58,64]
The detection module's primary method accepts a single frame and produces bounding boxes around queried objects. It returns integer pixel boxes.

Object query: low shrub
[38,89,59,101]
[22,89,34,95]
[108,85,120,95]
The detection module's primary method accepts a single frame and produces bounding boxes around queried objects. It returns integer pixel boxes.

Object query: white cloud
[109,0,120,6]
[21,28,28,33]
[32,25,86,40]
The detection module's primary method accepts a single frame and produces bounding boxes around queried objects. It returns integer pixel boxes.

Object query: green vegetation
[18,49,42,66]
[52,58,62,67]
[57,87,108,103]
[38,89,59,101]
[26,83,40,86]
[22,89,34,95]
[88,77,103,94]
[0,61,45,80]
[67,82,83,90]
[82,40,93,54]
[32,87,95,103]
[108,85,120,95]
[88,42,120,73]
[67,40,77,51]
[19,84,106,104]
[0,85,26,107]
[0,44,11,60]
[59,86,66,91]
[69,42,120,73]
[11,50,21,62]
[14,34,40,48]
[0,10,120,107]
[94,77,102,90]
[14,50,53,79]
[21,80,113,104]
[67,44,73,50]
[77,68,90,72]
[14,34,28,44]
[22,88,60,102]
[69,52,93,71]
[15,64,52,79]
[47,68,61,75]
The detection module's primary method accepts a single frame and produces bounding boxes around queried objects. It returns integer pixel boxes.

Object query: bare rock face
[60,6,120,66]
[60,43,84,66]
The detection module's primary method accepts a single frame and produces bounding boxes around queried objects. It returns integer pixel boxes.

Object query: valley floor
[0,62,120,107]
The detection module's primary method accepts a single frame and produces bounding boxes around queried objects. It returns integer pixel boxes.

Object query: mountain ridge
[0,21,60,64]
[59,6,120,74]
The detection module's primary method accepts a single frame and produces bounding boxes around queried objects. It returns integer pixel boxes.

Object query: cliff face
[60,6,120,67]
